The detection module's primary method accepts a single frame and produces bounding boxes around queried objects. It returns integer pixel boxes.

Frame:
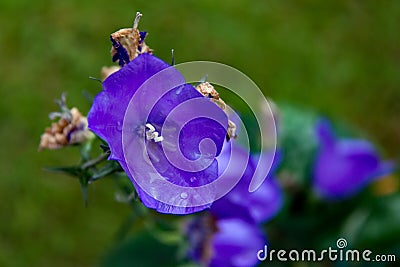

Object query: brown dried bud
[110,12,153,66]
[39,95,94,151]
[195,82,227,110]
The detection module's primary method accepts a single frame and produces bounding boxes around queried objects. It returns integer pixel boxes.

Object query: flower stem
[81,153,109,169]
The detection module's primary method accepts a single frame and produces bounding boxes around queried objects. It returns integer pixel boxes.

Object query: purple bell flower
[313,119,394,199]
[88,54,228,214]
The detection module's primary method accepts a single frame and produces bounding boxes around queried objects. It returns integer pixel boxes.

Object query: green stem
[81,153,109,169]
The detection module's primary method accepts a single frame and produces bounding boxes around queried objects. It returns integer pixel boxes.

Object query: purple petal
[251,150,282,180]
[210,218,265,267]
[118,159,210,214]
[370,160,397,181]
[147,84,226,165]
[245,177,283,223]
[139,31,147,44]
[110,36,130,66]
[145,139,220,187]
[212,143,283,223]
[88,53,176,161]
[315,118,335,148]
[210,200,254,223]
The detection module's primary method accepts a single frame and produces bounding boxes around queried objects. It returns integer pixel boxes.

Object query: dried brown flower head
[110,12,153,66]
[38,94,94,151]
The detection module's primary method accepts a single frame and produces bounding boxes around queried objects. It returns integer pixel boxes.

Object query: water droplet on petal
[180,192,188,199]
[175,86,183,95]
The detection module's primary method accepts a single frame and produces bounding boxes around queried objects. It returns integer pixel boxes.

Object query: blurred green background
[0,0,399,266]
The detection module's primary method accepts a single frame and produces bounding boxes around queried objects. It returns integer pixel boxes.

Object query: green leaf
[277,103,319,187]
[344,194,400,251]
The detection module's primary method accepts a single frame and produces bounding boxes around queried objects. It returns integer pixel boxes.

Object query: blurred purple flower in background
[88,54,228,214]
[186,213,266,267]
[313,119,394,199]
[186,142,282,267]
[209,218,265,267]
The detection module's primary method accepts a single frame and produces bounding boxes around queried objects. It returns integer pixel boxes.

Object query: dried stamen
[171,49,175,65]
[133,12,142,30]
